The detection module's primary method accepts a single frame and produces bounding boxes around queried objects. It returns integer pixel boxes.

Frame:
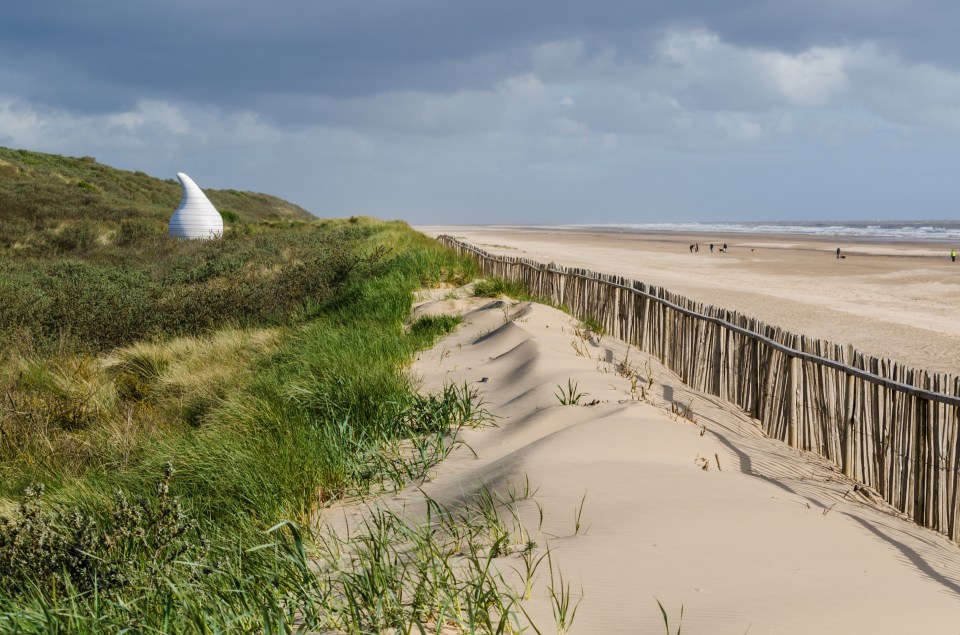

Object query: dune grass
[472,277,528,299]
[0,215,559,632]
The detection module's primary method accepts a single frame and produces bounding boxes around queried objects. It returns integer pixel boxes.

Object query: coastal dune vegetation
[0,148,539,632]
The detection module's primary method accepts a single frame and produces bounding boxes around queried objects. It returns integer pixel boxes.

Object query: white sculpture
[168,172,224,239]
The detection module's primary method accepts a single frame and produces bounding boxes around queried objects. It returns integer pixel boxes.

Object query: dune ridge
[320,290,960,632]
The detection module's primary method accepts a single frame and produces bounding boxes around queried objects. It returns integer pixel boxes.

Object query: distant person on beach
[836,247,841,259]
[689,244,694,253]
[710,243,714,252]
[952,249,957,262]
[723,243,728,251]
[695,243,699,253]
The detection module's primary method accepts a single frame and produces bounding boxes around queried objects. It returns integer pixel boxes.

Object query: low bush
[0,224,383,353]
[473,276,528,298]
[0,465,202,597]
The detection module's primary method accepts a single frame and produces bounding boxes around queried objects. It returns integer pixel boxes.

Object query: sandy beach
[321,293,960,632]
[314,227,960,632]
[417,226,960,376]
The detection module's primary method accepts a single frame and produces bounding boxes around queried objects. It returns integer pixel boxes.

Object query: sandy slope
[416,226,960,375]
[337,293,960,633]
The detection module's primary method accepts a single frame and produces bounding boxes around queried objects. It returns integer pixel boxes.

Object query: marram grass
[0,219,581,633]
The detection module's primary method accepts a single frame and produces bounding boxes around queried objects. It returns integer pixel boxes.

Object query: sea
[557,220,960,243]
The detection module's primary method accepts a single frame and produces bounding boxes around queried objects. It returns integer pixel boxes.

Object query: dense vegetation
[0,146,331,354]
[0,146,312,253]
[0,151,532,632]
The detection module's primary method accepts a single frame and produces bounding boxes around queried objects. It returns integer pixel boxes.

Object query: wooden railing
[439,235,960,541]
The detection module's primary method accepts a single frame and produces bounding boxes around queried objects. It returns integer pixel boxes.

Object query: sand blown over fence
[439,235,960,541]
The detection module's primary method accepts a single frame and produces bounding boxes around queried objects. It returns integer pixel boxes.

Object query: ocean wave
[559,221,960,242]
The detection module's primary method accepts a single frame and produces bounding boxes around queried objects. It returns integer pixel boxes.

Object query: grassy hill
[0,147,504,631]
[0,146,314,254]
[0,147,334,353]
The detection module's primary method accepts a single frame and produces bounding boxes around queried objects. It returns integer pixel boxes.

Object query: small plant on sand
[546,549,582,635]
[644,360,656,392]
[570,337,589,358]
[578,317,606,342]
[555,379,587,406]
[617,347,638,378]
[515,540,548,601]
[656,599,684,635]
[507,473,540,502]
[570,321,595,358]
[670,399,695,423]
[573,491,589,536]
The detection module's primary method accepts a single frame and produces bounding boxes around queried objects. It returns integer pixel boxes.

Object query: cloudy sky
[3,1,960,223]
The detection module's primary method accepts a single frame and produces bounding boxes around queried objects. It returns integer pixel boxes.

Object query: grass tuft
[555,379,587,406]
[472,277,528,298]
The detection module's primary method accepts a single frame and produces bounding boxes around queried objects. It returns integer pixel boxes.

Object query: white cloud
[655,29,852,109]
[0,96,289,171]
[0,100,47,148]
[106,100,190,134]
[649,28,960,136]
[767,47,851,107]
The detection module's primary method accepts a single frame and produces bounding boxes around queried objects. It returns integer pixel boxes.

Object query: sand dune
[322,294,960,632]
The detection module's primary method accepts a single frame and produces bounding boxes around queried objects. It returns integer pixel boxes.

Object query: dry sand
[319,292,960,633]
[417,225,960,376]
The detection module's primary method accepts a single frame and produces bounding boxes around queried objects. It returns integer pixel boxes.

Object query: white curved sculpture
[168,172,224,239]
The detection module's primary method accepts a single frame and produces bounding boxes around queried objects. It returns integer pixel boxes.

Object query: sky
[2,1,960,224]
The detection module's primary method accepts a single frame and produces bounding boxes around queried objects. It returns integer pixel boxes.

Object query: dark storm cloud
[5,0,960,119]
[4,1,960,223]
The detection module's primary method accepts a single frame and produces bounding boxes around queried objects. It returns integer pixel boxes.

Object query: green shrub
[0,466,204,597]
[220,209,240,223]
[51,222,97,252]
[0,224,384,353]
[116,218,163,246]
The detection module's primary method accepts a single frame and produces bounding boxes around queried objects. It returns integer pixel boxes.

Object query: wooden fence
[439,235,960,541]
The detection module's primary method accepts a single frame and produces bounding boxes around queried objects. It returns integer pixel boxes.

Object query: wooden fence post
[843,344,856,478]
[789,353,800,449]
[712,323,723,397]
[662,306,671,367]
